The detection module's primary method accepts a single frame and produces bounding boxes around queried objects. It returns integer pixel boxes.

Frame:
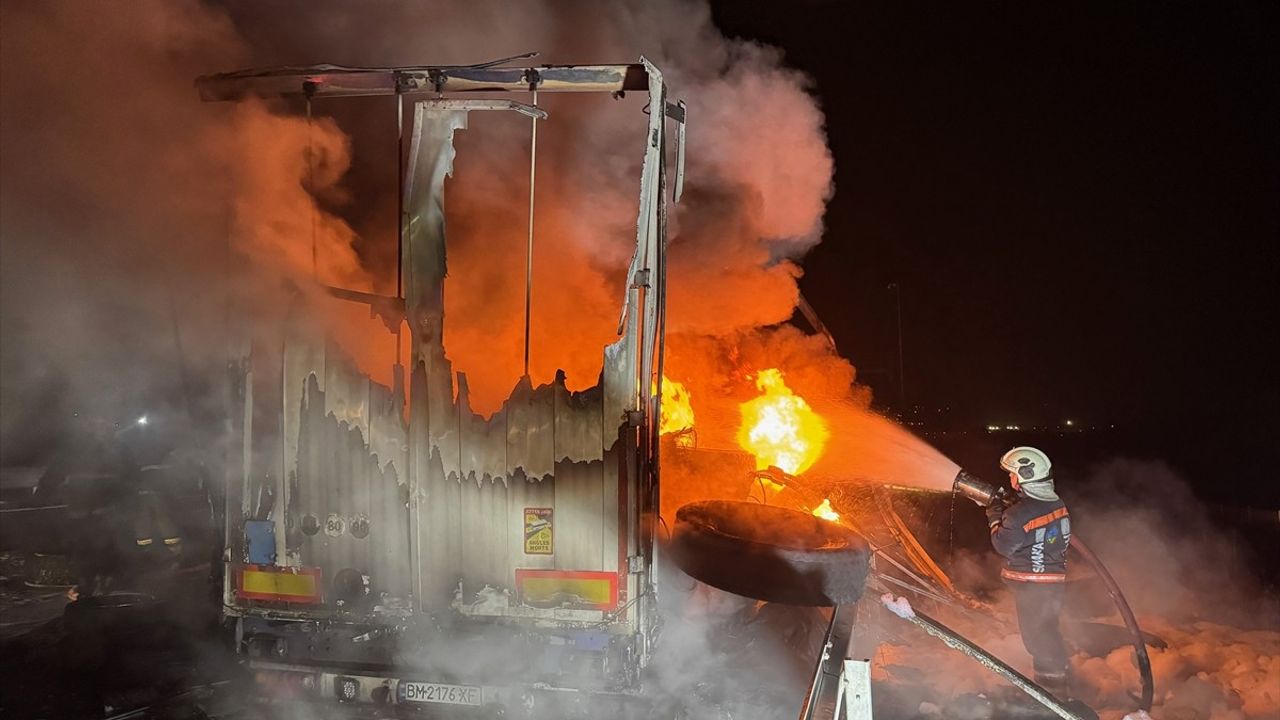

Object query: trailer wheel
[670,500,870,607]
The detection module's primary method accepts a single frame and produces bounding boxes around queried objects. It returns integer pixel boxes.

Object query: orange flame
[659,377,696,435]
[736,368,829,475]
[812,498,840,522]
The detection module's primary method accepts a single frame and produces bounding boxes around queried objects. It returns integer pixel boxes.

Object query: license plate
[399,681,482,706]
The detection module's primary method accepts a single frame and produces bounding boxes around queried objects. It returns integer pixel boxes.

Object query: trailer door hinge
[631,269,651,289]
[628,555,645,574]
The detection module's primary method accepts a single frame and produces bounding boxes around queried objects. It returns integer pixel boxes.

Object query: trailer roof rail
[195,58,652,102]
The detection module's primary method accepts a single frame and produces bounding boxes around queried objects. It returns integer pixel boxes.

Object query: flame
[659,377,696,435]
[736,368,829,475]
[812,498,840,522]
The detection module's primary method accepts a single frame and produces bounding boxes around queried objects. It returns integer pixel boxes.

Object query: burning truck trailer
[199,57,688,717]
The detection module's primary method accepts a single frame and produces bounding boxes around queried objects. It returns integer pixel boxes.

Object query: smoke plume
[215,0,835,414]
[3,0,838,428]
[0,0,371,457]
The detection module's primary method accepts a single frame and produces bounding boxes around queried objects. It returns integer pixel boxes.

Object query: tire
[670,500,871,606]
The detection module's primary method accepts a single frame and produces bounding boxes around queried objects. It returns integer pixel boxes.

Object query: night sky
[711,2,1279,501]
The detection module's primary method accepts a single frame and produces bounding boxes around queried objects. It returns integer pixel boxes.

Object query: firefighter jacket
[989,495,1070,583]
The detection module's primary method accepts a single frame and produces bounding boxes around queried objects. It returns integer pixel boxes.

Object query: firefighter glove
[984,502,1004,528]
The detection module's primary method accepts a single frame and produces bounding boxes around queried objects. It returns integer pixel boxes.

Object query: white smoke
[0,0,368,455]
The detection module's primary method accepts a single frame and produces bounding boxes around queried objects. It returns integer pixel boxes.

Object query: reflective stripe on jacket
[990,496,1070,582]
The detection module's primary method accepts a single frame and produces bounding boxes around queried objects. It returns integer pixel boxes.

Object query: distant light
[1065,420,1074,427]
[137,415,149,426]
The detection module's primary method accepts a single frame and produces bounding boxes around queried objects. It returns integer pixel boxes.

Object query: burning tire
[670,500,870,606]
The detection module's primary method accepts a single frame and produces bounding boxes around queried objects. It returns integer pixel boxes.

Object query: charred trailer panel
[208,59,683,707]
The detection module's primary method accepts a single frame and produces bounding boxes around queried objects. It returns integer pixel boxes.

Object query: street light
[885,280,906,404]
[114,414,151,438]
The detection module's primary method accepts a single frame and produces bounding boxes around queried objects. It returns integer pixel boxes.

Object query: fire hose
[1069,536,1154,710]
[954,471,1154,712]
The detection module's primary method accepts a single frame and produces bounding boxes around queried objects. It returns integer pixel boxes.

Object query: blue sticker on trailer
[244,520,276,565]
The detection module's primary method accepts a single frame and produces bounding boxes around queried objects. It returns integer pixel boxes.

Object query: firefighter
[133,464,183,564]
[986,446,1072,693]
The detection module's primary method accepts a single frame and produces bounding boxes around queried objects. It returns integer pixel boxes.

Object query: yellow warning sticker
[524,507,553,555]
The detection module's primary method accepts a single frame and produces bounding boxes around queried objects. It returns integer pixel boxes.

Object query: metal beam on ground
[875,589,1097,720]
[799,603,858,720]
[838,659,874,720]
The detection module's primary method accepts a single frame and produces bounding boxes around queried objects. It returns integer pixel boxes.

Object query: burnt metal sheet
[458,380,511,591]
[408,361,456,607]
[553,377,603,464]
[281,326,326,567]
[504,378,555,482]
[504,379,556,577]
[402,101,466,608]
[458,376,507,485]
[294,360,412,604]
[459,463,490,586]
[552,380,607,572]
[670,100,687,203]
[552,458,605,572]
[398,98,636,615]
[258,329,416,612]
[260,66,673,634]
[367,383,408,488]
[323,341,371,434]
[401,99,598,607]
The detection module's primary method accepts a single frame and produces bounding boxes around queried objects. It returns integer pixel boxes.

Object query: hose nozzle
[954,469,1003,506]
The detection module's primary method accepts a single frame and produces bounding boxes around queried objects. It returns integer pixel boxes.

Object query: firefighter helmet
[999,446,1052,483]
